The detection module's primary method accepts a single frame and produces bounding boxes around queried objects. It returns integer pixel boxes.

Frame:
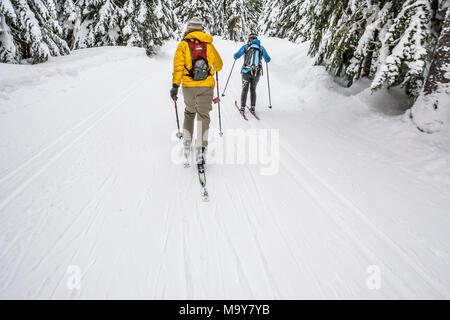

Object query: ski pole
[221,58,236,97]
[215,72,223,137]
[266,61,272,109]
[173,99,183,139]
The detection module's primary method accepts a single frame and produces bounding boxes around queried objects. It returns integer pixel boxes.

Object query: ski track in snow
[0,38,449,299]
[283,141,446,295]
[250,104,448,297]
[0,76,150,212]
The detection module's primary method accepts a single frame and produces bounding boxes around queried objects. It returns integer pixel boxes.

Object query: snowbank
[0,46,148,99]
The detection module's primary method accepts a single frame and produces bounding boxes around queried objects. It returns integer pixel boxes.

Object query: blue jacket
[233,39,271,73]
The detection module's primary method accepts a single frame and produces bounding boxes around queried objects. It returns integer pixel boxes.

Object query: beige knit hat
[186,17,203,31]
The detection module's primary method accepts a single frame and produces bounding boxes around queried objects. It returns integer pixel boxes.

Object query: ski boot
[196,146,207,165]
[183,140,191,168]
[239,106,246,117]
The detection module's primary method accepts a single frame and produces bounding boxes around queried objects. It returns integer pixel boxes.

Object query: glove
[233,54,238,60]
[170,84,179,100]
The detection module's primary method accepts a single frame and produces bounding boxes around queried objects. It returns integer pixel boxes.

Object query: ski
[246,106,260,120]
[197,163,209,201]
[235,100,248,121]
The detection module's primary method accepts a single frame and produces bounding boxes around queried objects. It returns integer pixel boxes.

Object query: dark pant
[241,71,261,108]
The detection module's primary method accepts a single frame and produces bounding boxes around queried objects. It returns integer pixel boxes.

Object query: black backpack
[243,43,263,75]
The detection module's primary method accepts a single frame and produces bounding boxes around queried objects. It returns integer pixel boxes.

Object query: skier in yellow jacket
[170,17,223,165]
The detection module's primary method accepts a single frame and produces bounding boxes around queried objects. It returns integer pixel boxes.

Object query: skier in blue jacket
[233,33,271,113]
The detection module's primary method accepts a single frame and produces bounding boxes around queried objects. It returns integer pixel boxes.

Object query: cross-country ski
[246,106,260,120]
[197,163,209,202]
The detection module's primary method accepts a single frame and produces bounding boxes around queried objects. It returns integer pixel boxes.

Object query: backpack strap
[252,43,263,68]
[183,39,193,76]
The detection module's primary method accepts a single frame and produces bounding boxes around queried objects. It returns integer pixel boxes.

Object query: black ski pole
[266,61,272,109]
[221,58,236,97]
[173,99,183,139]
[215,72,223,137]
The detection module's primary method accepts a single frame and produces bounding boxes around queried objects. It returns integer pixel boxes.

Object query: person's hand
[170,84,179,100]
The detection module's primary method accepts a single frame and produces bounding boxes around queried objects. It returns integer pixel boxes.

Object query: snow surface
[0,37,449,299]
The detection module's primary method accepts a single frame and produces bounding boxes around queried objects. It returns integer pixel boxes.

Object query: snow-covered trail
[0,38,449,299]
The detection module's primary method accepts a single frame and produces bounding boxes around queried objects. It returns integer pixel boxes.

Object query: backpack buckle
[250,66,259,77]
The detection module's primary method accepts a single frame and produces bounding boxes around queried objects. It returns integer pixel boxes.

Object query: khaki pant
[182,86,214,148]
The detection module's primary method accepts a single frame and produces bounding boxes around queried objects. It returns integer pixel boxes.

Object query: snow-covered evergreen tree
[1,0,177,64]
[173,0,261,40]
[16,0,51,63]
[371,0,432,96]
[153,0,178,41]
[73,0,120,49]
[117,0,141,46]
[223,0,262,41]
[307,0,342,59]
[57,0,82,50]
[244,0,263,35]
[0,0,18,63]
[210,0,226,36]
[411,1,450,132]
[264,0,436,98]
[261,0,287,37]
[345,2,394,85]
[29,0,70,58]
[271,0,311,42]
[225,0,246,40]
[117,0,176,55]
[1,0,69,64]
[174,0,215,35]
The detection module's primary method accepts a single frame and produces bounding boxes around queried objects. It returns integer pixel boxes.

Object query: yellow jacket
[172,31,223,88]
